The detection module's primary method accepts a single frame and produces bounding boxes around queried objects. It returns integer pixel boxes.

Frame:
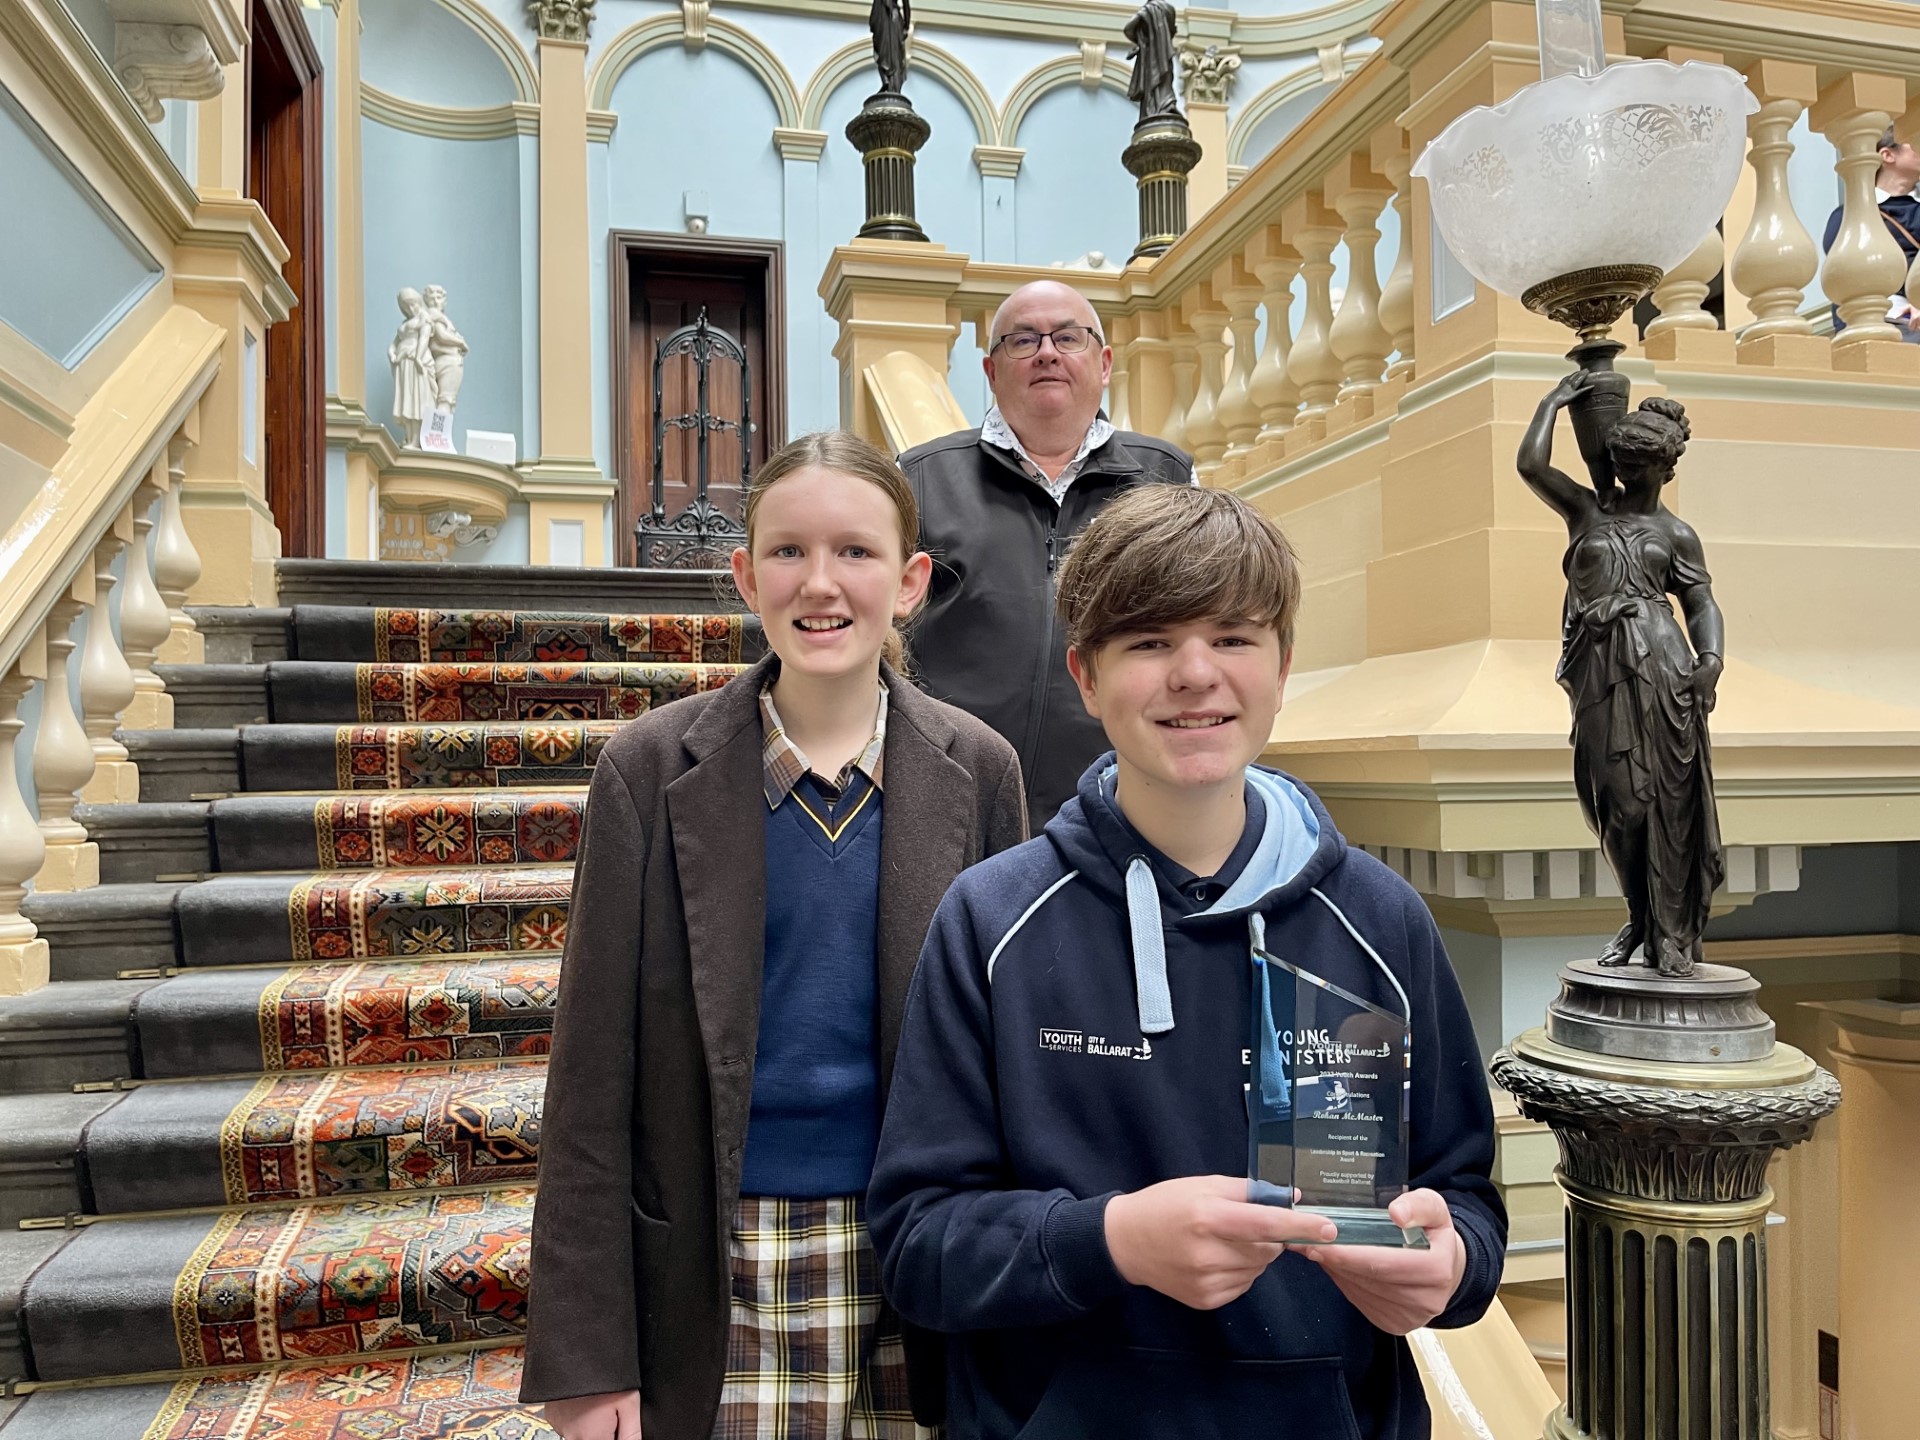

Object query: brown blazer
[521,655,1027,1434]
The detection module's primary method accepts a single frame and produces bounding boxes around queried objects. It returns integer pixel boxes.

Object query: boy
[868,486,1504,1439]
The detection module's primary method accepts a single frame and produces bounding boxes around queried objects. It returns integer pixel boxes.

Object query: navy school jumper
[868,757,1505,1440]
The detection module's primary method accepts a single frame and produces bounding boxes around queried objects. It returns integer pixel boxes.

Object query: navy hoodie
[868,758,1505,1440]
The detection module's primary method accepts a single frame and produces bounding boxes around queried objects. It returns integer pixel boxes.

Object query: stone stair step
[74,802,212,885]
[0,1090,119,1227]
[186,605,291,664]
[78,1059,543,1214]
[151,664,269,728]
[275,556,731,610]
[289,603,764,664]
[238,721,617,791]
[0,1229,74,1382]
[206,790,585,873]
[20,1185,534,1382]
[0,980,150,1092]
[265,659,740,724]
[174,866,571,969]
[116,729,240,803]
[132,954,558,1078]
[0,1343,545,1437]
[22,884,183,982]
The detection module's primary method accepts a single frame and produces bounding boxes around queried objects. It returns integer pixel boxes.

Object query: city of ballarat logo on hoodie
[1038,1028,1153,1061]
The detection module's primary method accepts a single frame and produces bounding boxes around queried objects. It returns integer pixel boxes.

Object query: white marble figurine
[388,288,437,449]
[422,284,469,411]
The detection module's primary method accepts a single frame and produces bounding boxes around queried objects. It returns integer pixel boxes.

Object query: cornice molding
[714,0,1388,59]
[972,144,1026,178]
[361,85,541,139]
[772,126,829,161]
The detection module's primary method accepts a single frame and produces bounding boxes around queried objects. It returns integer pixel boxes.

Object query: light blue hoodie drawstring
[1125,856,1175,1034]
[1248,912,1289,1111]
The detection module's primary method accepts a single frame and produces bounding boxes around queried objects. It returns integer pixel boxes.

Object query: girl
[523,431,1026,1440]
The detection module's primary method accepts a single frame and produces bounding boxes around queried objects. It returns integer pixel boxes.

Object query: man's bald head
[984,280,1114,459]
[989,280,1102,349]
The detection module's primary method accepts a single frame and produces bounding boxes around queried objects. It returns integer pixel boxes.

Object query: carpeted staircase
[0,563,759,1437]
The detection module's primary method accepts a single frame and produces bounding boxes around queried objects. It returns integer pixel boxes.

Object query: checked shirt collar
[759,681,888,809]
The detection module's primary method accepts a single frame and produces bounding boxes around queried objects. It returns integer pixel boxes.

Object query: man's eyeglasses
[990,325,1103,359]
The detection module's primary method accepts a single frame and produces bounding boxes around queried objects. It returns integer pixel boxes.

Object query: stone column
[1247,226,1301,440]
[1325,156,1395,399]
[79,525,139,804]
[153,433,205,665]
[118,459,176,730]
[1161,332,1197,454]
[819,243,969,448]
[1106,315,1135,431]
[1184,298,1231,471]
[775,128,830,439]
[526,2,611,560]
[1373,130,1416,382]
[1814,999,1920,1440]
[331,0,377,558]
[1120,309,1172,441]
[1217,260,1264,461]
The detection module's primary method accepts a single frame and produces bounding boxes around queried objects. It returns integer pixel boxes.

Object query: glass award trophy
[1247,947,1426,1248]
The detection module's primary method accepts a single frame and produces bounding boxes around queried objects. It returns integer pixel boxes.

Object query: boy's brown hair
[1056,485,1301,666]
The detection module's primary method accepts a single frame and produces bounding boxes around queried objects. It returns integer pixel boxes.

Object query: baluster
[1730,62,1819,339]
[1185,302,1231,471]
[0,652,50,994]
[1812,75,1910,349]
[1375,131,1416,381]
[1647,227,1723,335]
[153,433,205,664]
[79,526,139,804]
[1248,227,1301,439]
[1106,315,1134,431]
[1163,336,1196,453]
[1284,192,1344,419]
[30,599,98,892]
[1326,157,1395,397]
[1218,261,1264,460]
[119,457,175,729]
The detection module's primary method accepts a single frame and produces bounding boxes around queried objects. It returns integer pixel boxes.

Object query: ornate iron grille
[634,309,753,568]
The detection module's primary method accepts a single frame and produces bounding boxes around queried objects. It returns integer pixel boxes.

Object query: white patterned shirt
[981,406,1198,503]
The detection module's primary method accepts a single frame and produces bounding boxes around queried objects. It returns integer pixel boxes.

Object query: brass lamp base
[1522,264,1666,342]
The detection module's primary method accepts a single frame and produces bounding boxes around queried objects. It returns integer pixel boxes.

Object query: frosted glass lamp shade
[1412,61,1759,301]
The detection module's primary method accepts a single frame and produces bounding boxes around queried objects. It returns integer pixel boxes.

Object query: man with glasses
[899,279,1195,826]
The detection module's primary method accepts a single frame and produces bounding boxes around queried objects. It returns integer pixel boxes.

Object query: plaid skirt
[713,1194,936,1440]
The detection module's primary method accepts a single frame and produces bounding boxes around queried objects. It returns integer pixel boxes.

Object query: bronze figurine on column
[1120,0,1200,260]
[845,0,930,243]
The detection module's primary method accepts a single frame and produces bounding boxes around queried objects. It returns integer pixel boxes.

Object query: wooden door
[613,238,783,566]
[247,0,326,557]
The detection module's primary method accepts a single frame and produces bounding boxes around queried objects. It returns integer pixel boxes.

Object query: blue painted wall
[0,80,160,369]
[1011,84,1139,267]
[362,0,519,105]
[359,121,524,452]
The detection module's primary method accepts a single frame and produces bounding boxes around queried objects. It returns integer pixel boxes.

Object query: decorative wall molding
[798,36,999,146]
[972,144,1025,178]
[1078,40,1106,87]
[1000,52,1133,149]
[771,126,829,162]
[590,12,801,128]
[113,22,224,122]
[1359,843,1802,907]
[683,0,710,50]
[438,0,540,102]
[1178,43,1242,107]
[361,85,540,140]
[711,0,1389,59]
[1226,47,1371,167]
[527,0,594,44]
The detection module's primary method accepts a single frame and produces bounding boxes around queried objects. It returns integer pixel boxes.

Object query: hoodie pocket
[1013,1347,1362,1440]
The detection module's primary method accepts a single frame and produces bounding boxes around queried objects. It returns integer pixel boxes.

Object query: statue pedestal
[1493,964,1840,1440]
[845,94,931,243]
[1121,117,1202,260]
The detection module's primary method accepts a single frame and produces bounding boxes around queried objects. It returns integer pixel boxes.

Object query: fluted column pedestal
[847,94,932,243]
[1122,117,1202,261]
[1493,965,1840,1440]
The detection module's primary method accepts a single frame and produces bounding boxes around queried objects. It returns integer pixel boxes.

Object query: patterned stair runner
[3,604,752,1435]
[265,660,741,724]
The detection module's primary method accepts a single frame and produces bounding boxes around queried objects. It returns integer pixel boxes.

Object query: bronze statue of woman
[1519,371,1726,977]
[870,0,909,97]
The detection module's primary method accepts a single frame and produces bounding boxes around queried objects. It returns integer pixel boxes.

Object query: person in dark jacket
[899,278,1193,829]
[869,486,1505,1440]
[522,433,1026,1440]
[1821,123,1920,340]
